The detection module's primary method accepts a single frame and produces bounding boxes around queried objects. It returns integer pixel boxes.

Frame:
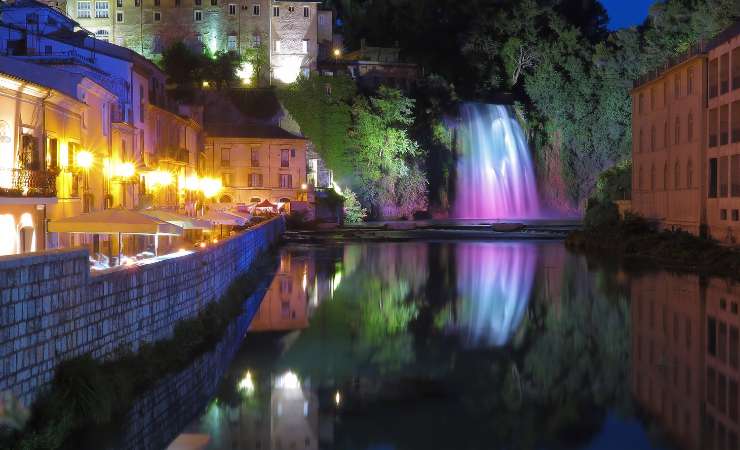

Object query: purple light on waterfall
[451,243,537,347]
[454,103,541,219]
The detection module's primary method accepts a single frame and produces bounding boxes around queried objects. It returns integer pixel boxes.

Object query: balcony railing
[0,168,57,197]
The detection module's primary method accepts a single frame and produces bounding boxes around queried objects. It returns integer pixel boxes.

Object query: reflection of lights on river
[275,371,300,390]
[334,391,341,406]
[330,270,342,298]
[238,370,255,395]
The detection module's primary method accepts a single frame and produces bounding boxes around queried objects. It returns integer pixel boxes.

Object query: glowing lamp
[300,183,308,190]
[114,162,136,178]
[335,391,341,406]
[185,175,200,191]
[238,371,255,394]
[75,150,94,169]
[149,170,173,187]
[200,177,222,198]
[275,371,300,390]
[202,81,210,88]
[212,238,218,244]
[237,62,254,85]
[199,242,207,248]
[333,48,341,58]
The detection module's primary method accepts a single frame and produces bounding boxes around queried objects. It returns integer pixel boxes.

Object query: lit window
[95,29,110,41]
[77,0,91,17]
[302,39,308,53]
[116,10,123,21]
[227,35,237,51]
[94,0,108,17]
[154,11,161,21]
[275,40,281,52]
[303,6,309,17]
[252,3,259,15]
[228,3,235,14]
[194,9,202,20]
[222,172,234,187]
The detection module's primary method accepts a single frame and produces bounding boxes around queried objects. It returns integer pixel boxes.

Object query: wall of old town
[0,217,284,407]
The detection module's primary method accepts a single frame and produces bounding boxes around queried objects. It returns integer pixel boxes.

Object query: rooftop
[0,54,86,100]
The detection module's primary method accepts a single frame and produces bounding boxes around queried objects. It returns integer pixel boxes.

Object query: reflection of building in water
[249,250,314,332]
[630,273,705,450]
[271,372,319,450]
[705,278,740,449]
[446,243,537,347]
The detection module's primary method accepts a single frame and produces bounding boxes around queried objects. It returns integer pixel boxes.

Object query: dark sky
[601,0,654,30]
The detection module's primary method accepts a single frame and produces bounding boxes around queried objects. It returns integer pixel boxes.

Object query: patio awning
[140,209,213,230]
[256,199,277,209]
[48,208,183,235]
[201,210,246,226]
[224,209,252,221]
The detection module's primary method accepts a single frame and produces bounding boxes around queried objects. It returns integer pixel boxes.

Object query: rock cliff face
[536,139,581,217]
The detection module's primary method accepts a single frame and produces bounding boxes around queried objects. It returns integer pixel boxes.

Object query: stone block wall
[0,217,284,407]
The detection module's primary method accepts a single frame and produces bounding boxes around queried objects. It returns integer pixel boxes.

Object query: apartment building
[60,0,330,84]
[631,21,740,242]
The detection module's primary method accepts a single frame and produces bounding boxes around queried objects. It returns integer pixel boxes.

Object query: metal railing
[0,168,57,197]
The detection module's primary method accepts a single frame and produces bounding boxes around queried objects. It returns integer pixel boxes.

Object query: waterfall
[454,103,541,219]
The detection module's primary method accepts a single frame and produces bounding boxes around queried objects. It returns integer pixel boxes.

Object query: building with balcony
[631,21,740,242]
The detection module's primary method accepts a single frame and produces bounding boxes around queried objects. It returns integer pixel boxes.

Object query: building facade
[631,22,740,242]
[204,123,307,205]
[59,0,329,84]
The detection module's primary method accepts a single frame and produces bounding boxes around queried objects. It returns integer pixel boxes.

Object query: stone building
[60,0,331,84]
[631,21,740,242]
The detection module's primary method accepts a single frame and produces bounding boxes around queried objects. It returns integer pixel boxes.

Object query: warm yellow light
[333,48,341,57]
[75,150,94,169]
[237,62,254,84]
[212,238,218,244]
[199,242,207,248]
[238,371,255,394]
[301,183,308,190]
[334,391,341,406]
[114,162,136,178]
[185,175,200,191]
[200,177,222,198]
[149,170,173,187]
[202,81,210,88]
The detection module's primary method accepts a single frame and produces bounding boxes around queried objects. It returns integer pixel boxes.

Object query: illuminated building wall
[204,126,308,205]
[61,0,327,84]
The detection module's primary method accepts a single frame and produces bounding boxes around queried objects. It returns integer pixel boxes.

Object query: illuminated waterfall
[454,103,541,219]
[452,243,537,347]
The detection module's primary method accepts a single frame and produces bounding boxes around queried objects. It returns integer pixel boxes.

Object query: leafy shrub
[343,189,367,224]
[583,198,619,230]
[594,160,632,202]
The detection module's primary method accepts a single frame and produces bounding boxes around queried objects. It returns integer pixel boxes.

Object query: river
[81,239,736,450]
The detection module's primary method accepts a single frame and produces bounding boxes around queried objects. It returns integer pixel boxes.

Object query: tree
[160,42,203,85]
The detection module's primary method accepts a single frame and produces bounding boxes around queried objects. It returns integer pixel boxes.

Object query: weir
[454,103,541,219]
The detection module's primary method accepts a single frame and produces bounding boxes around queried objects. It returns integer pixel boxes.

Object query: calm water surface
[134,240,729,450]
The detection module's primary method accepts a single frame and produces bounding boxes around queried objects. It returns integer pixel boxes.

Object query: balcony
[0,168,57,198]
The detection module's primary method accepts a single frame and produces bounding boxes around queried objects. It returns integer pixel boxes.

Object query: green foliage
[583,198,620,230]
[202,50,241,88]
[277,75,357,179]
[240,42,269,85]
[160,43,241,90]
[342,188,367,224]
[594,160,632,202]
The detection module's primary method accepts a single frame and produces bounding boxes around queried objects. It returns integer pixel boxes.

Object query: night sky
[601,0,655,30]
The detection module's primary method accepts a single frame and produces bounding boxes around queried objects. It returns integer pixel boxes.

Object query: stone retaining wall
[0,217,285,407]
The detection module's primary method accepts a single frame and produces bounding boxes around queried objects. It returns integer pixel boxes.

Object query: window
[687,67,694,95]
[721,53,730,95]
[46,137,58,170]
[638,128,643,153]
[710,158,718,198]
[674,73,680,99]
[44,45,52,55]
[734,47,740,90]
[275,40,281,52]
[732,155,740,197]
[116,0,122,6]
[674,116,680,145]
[721,156,729,197]
[116,11,123,21]
[222,172,234,186]
[194,9,202,20]
[280,149,290,167]
[287,5,294,12]
[228,3,235,14]
[220,148,230,167]
[279,174,292,188]
[733,101,740,143]
[319,14,325,25]
[175,0,180,6]
[252,34,261,48]
[251,148,259,166]
[154,11,160,21]
[303,5,309,17]
[227,35,237,51]
[95,29,109,41]
[252,4,259,15]
[674,161,681,190]
[722,209,729,220]
[135,0,139,6]
[152,35,163,53]
[734,210,740,221]
[688,112,694,142]
[77,0,91,17]
[302,39,308,54]
[663,163,668,190]
[248,173,263,187]
[710,58,719,98]
[94,0,109,17]
[687,159,693,188]
[710,108,719,147]
[720,104,729,145]
[273,6,279,16]
[195,0,201,5]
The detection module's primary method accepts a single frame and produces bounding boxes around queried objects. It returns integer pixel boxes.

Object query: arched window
[663,162,668,190]
[651,125,656,152]
[638,166,644,190]
[675,117,681,145]
[687,159,693,188]
[650,164,656,190]
[279,197,291,203]
[687,112,694,142]
[219,194,232,204]
[674,161,681,189]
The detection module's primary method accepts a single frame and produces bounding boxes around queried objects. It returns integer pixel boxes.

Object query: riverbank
[2,245,280,450]
[565,215,740,278]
